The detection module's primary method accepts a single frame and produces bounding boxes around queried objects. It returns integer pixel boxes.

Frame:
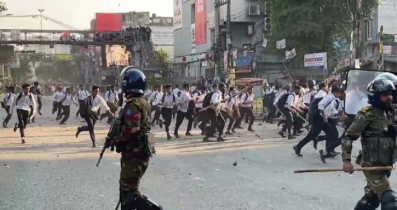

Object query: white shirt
[225,93,237,110]
[177,91,191,112]
[241,92,255,108]
[162,93,175,109]
[1,92,15,107]
[193,92,205,108]
[318,94,342,118]
[76,89,89,101]
[30,93,38,106]
[62,93,76,106]
[285,93,295,109]
[15,93,36,115]
[105,90,118,103]
[149,91,163,106]
[173,88,180,96]
[303,89,314,104]
[53,91,64,102]
[90,95,110,112]
[314,90,327,99]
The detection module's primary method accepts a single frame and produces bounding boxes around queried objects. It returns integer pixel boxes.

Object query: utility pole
[38,9,44,40]
[214,0,231,76]
[354,0,362,68]
[378,25,384,70]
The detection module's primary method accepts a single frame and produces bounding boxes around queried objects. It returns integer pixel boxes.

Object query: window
[366,20,372,41]
[191,4,196,24]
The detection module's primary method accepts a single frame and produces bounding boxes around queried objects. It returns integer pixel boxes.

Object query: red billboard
[195,0,207,44]
[96,13,122,31]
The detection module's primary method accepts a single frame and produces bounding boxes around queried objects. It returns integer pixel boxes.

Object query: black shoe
[248,127,255,132]
[60,122,66,125]
[159,120,163,128]
[92,142,97,148]
[293,146,302,157]
[225,131,232,135]
[313,137,319,150]
[278,131,286,138]
[174,132,180,138]
[185,131,193,136]
[38,111,42,115]
[167,134,172,140]
[13,123,18,132]
[76,127,81,138]
[217,136,225,142]
[288,135,295,140]
[22,139,26,144]
[319,149,327,163]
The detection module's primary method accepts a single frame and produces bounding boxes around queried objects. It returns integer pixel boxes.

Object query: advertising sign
[96,13,122,31]
[234,57,252,67]
[106,45,130,67]
[150,26,174,46]
[208,11,215,29]
[304,52,327,69]
[191,23,196,53]
[173,0,183,30]
[383,46,392,54]
[195,0,207,44]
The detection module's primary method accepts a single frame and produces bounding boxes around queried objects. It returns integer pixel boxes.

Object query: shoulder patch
[359,106,373,114]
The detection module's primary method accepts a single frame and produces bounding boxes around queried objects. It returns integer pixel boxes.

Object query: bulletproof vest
[360,107,396,165]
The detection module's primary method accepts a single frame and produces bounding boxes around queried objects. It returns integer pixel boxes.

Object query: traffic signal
[264,18,271,31]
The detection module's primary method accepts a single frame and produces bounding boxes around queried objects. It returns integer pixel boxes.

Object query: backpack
[202,92,215,108]
[1,93,12,108]
[308,96,337,124]
[16,93,33,104]
[161,94,175,104]
[79,96,93,118]
[277,93,293,108]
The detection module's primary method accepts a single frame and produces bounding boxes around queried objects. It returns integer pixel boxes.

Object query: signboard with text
[195,0,207,44]
[173,0,183,30]
[304,52,327,70]
[151,26,174,45]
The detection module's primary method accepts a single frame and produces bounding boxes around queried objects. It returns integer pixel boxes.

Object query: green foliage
[10,59,33,82]
[154,49,169,70]
[35,61,80,83]
[265,0,379,64]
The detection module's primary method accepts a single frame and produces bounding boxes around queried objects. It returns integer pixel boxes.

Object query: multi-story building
[361,0,397,70]
[150,14,174,59]
[173,0,268,82]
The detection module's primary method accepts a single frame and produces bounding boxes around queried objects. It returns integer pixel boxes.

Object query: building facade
[150,14,174,59]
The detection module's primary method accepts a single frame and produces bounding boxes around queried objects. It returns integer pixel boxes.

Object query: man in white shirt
[225,86,239,134]
[314,83,328,99]
[148,85,163,127]
[235,87,255,131]
[202,83,225,142]
[13,83,36,144]
[173,84,180,96]
[59,87,77,125]
[28,86,39,124]
[278,85,301,139]
[174,83,194,138]
[101,85,119,124]
[76,85,113,147]
[160,85,175,140]
[1,85,15,128]
[33,82,43,115]
[52,86,64,120]
[192,86,206,133]
[75,84,90,118]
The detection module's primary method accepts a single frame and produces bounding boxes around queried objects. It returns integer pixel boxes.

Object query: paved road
[0,98,385,210]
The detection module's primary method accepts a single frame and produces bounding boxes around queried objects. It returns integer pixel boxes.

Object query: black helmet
[122,68,147,95]
[367,77,396,108]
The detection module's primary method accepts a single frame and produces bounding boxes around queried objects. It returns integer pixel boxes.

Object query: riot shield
[345,69,397,115]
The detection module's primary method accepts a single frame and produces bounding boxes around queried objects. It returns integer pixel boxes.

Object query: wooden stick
[199,84,255,113]
[294,166,392,173]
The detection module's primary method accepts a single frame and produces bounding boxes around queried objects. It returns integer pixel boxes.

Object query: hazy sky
[0,0,173,30]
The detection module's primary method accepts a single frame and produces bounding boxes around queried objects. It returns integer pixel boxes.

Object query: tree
[264,0,378,65]
[10,59,32,82]
[154,49,170,77]
[0,2,7,13]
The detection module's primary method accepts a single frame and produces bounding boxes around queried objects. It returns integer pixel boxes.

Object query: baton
[294,166,392,173]
[199,84,255,113]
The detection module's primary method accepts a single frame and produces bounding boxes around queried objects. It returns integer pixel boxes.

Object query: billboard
[304,52,327,69]
[173,0,183,30]
[106,45,130,67]
[151,26,174,46]
[191,23,196,53]
[195,0,207,44]
[96,13,122,31]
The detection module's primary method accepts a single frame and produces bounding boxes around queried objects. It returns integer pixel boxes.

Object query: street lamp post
[38,9,44,31]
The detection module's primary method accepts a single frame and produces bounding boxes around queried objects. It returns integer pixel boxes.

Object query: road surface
[0,98,382,210]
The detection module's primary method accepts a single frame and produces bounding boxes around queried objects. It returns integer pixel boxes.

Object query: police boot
[380,190,397,210]
[120,191,141,210]
[354,189,380,210]
[139,194,163,210]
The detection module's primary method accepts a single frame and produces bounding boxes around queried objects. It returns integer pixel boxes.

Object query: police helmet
[122,68,147,95]
[367,77,397,106]
[284,83,290,91]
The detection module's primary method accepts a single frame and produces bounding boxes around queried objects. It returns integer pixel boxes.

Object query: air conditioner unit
[248,5,261,16]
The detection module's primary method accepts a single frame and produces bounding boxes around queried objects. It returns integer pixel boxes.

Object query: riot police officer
[117,68,162,210]
[342,75,397,210]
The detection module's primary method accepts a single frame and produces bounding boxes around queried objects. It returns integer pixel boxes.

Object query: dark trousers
[29,105,35,123]
[100,102,117,124]
[60,105,70,123]
[37,97,42,112]
[266,104,276,122]
[79,116,97,143]
[151,105,161,124]
[16,109,29,138]
[324,119,340,153]
[202,109,225,137]
[76,100,84,118]
[234,107,254,129]
[161,107,172,133]
[53,102,62,119]
[3,105,12,126]
[296,117,337,150]
[293,111,306,133]
[175,110,193,134]
[281,108,293,134]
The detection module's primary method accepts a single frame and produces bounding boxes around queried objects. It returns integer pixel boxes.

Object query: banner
[150,26,174,45]
[208,11,215,29]
[304,52,327,69]
[191,23,196,53]
[173,0,183,30]
[96,13,122,31]
[195,0,207,44]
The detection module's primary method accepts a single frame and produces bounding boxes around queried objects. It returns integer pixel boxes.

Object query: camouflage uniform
[342,106,395,207]
[117,96,151,200]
